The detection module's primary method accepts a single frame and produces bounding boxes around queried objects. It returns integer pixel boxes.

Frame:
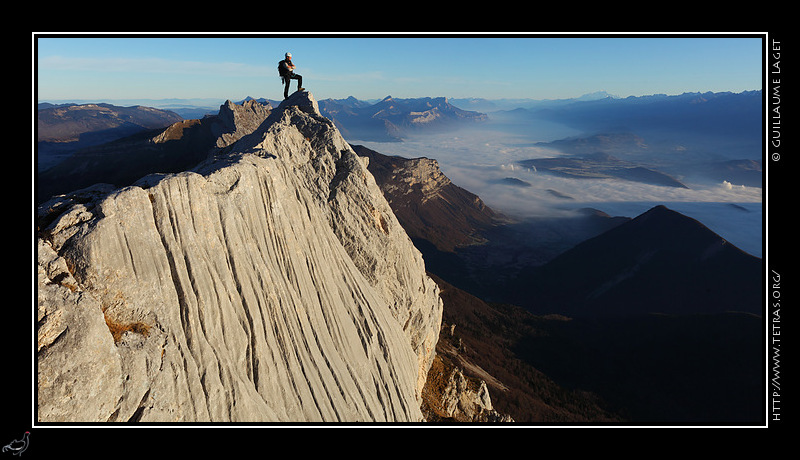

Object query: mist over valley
[36,90,763,258]
[352,90,762,258]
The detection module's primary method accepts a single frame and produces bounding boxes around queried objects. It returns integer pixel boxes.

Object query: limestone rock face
[212,99,273,149]
[36,92,442,423]
[352,145,498,253]
[438,366,510,422]
[421,351,513,423]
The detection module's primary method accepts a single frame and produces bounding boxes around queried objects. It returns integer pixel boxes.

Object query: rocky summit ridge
[36,92,444,423]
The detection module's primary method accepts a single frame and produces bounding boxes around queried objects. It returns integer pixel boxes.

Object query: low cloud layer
[356,124,763,257]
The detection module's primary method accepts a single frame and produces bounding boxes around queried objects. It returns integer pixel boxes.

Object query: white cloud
[721,180,749,191]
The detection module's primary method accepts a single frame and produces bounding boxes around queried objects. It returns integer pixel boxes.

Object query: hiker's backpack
[278,60,287,78]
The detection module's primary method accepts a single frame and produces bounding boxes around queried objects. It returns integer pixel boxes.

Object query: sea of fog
[354,119,764,258]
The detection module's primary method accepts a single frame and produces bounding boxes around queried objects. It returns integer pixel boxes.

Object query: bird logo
[2,432,29,456]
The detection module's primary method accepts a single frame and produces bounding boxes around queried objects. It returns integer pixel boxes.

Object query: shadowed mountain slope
[352,144,498,252]
[511,205,762,318]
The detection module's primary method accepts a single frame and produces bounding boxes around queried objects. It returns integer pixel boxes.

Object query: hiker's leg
[296,74,303,90]
[284,78,290,98]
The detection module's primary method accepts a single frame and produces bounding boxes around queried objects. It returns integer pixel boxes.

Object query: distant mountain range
[37,103,184,172]
[517,130,761,188]
[38,98,225,119]
[499,91,763,188]
[318,96,488,142]
[37,103,183,143]
[520,150,689,189]
[450,90,620,112]
[37,100,272,204]
[500,90,761,132]
[517,90,763,162]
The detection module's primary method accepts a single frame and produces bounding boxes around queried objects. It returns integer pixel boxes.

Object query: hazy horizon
[36,88,762,108]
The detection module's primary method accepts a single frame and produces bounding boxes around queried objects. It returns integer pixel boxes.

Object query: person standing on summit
[279,52,304,99]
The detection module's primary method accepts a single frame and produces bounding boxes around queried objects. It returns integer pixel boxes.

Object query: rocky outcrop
[422,352,513,422]
[352,145,498,252]
[36,92,442,423]
[38,99,273,204]
[211,99,273,149]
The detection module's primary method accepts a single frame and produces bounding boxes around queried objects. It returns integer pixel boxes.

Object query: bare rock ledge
[37,92,443,423]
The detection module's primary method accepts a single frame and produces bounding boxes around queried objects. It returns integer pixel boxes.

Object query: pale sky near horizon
[35,33,765,103]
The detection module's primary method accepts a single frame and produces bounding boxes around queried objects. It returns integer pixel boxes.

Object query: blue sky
[35,33,764,103]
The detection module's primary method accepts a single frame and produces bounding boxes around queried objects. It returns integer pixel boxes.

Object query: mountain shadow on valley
[512,311,763,424]
[507,205,762,319]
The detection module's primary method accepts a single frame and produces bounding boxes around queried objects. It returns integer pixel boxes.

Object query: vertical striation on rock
[36,92,442,423]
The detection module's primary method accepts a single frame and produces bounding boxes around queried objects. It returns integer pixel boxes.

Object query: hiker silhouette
[278,52,304,99]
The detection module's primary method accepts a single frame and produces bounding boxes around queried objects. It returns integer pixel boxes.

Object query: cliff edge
[36,92,442,423]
